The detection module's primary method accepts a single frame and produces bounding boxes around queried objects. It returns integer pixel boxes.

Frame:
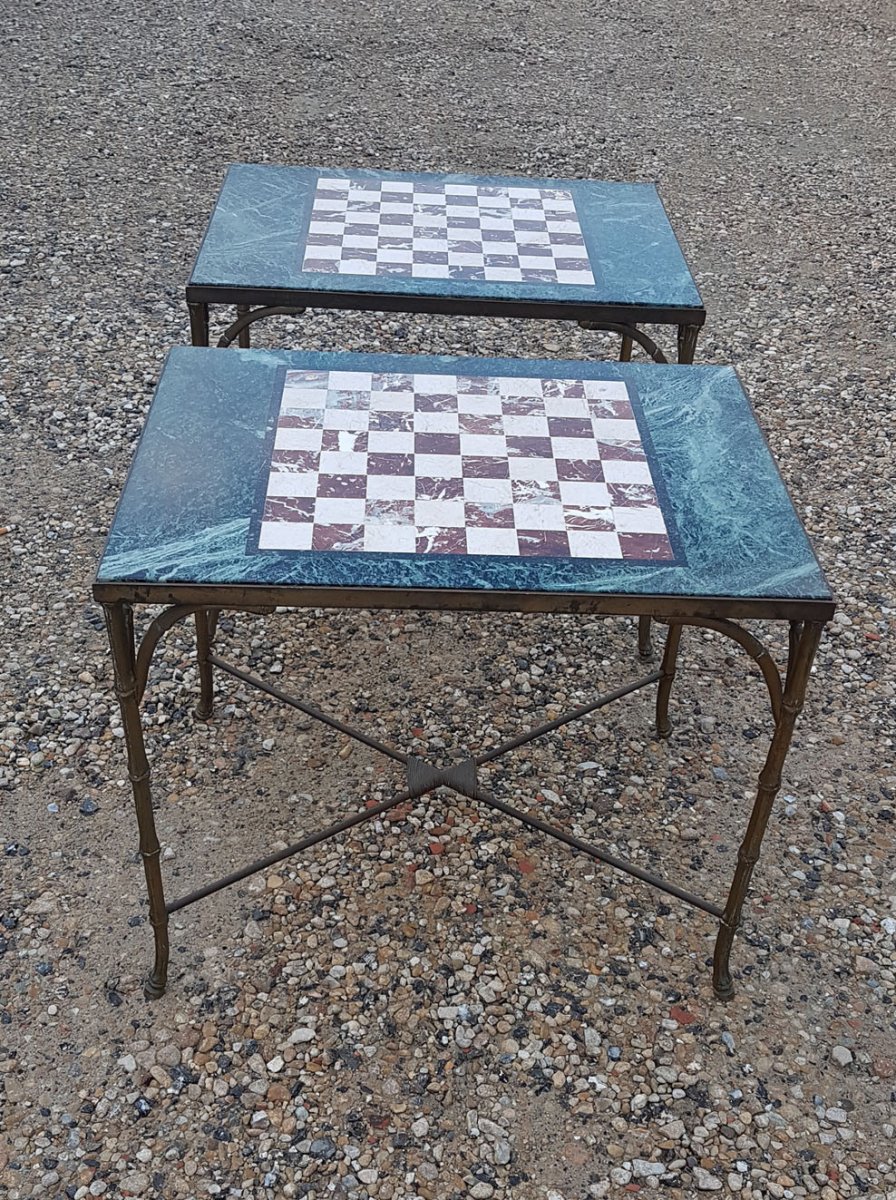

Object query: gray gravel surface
[2,2,895,1198]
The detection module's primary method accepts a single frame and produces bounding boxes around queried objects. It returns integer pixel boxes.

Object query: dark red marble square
[370,411,413,432]
[263,497,315,522]
[547,417,594,438]
[590,398,635,419]
[270,450,319,472]
[317,474,368,498]
[563,506,613,531]
[416,476,465,500]
[416,527,469,554]
[312,523,366,551]
[465,503,515,528]
[279,414,323,429]
[596,440,646,461]
[414,393,459,413]
[501,395,545,415]
[555,459,605,482]
[506,436,554,458]
[459,414,503,434]
[517,529,571,556]
[367,453,415,476]
[511,479,561,503]
[462,456,510,479]
[415,432,461,455]
[618,533,674,560]
[608,483,659,508]
[543,379,586,398]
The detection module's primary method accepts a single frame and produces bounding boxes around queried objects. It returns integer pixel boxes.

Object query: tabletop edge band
[183,285,707,326]
[91,582,835,623]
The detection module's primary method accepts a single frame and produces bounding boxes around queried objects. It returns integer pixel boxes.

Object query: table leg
[712,620,823,999]
[188,301,210,347]
[677,323,701,364]
[619,333,634,362]
[236,305,251,349]
[655,622,683,737]
[104,601,170,999]
[195,609,218,720]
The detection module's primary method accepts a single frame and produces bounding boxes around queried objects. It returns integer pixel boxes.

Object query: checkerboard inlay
[256,370,673,560]
[301,178,596,285]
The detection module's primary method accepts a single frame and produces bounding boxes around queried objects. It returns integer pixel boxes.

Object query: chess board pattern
[300,177,596,286]
[256,370,674,561]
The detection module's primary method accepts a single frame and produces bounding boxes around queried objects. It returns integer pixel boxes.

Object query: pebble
[693,1167,724,1190]
[831,1044,854,1066]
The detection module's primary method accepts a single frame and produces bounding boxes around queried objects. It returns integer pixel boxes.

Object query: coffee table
[93,346,833,1002]
[187,165,705,363]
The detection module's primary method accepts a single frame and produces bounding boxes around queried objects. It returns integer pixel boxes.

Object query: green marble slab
[189,164,704,313]
[95,348,832,618]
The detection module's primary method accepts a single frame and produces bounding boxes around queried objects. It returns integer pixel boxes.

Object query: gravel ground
[2,2,895,1198]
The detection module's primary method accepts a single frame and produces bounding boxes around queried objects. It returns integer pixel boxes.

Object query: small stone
[79,798,99,816]
[118,1054,137,1072]
[632,1159,665,1178]
[831,1045,853,1066]
[266,1055,284,1073]
[309,1137,337,1160]
[721,1031,736,1054]
[583,1026,602,1057]
[470,1184,494,1199]
[659,1119,685,1141]
[121,1174,150,1196]
[494,1139,512,1165]
[693,1167,723,1190]
[411,1116,429,1138]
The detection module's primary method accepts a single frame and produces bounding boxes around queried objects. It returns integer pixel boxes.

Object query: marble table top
[95,348,831,618]
[188,165,705,316]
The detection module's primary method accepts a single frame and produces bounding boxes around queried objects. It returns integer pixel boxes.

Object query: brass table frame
[96,579,829,1003]
[187,293,702,366]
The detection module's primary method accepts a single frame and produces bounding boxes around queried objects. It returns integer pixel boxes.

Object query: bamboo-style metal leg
[786,621,803,691]
[638,615,653,659]
[236,305,251,349]
[104,602,170,999]
[655,622,683,738]
[619,333,634,362]
[677,323,701,364]
[712,621,823,1000]
[188,301,210,347]
[195,609,217,720]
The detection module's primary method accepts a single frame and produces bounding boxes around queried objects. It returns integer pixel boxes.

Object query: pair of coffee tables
[94,165,834,1002]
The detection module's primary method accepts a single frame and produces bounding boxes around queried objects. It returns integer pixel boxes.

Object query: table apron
[92,581,835,624]
[185,285,706,328]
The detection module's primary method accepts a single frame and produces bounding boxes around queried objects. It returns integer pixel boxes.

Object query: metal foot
[712,925,736,1000]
